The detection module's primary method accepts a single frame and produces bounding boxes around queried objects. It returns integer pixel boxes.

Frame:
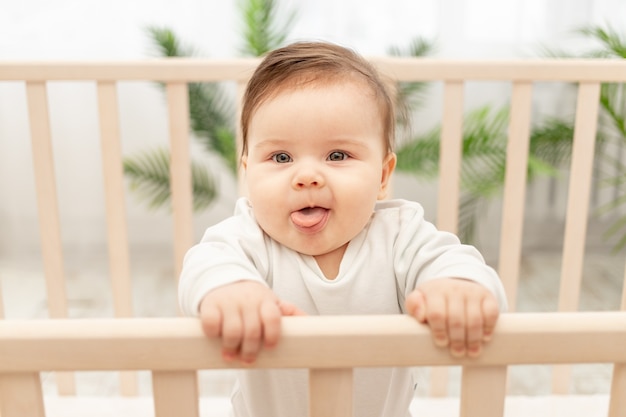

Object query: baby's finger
[465,297,485,358]
[260,300,282,349]
[279,300,307,317]
[423,293,449,348]
[220,304,244,362]
[481,295,500,342]
[447,294,467,358]
[199,301,223,339]
[405,290,427,323]
[239,305,263,364]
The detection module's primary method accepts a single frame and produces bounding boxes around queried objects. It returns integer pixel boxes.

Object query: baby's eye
[328,151,348,161]
[272,152,292,163]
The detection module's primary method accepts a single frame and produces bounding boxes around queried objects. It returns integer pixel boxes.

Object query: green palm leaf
[397,105,567,244]
[145,26,197,57]
[529,118,574,171]
[397,106,511,188]
[388,37,435,130]
[578,25,626,59]
[186,82,237,171]
[146,27,238,172]
[599,84,626,139]
[395,127,440,178]
[123,147,217,212]
[396,107,507,243]
[540,25,626,59]
[238,0,296,57]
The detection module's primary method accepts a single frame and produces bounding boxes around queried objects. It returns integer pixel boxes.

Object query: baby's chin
[267,232,346,257]
[279,241,330,257]
[290,241,350,260]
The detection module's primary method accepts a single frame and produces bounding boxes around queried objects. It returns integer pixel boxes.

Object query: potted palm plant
[123,0,296,212]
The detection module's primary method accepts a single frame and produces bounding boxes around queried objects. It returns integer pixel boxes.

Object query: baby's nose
[292,165,325,189]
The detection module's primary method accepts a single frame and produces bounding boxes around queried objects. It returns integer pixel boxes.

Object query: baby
[179,41,507,417]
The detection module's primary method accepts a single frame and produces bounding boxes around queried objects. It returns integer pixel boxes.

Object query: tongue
[291,207,327,228]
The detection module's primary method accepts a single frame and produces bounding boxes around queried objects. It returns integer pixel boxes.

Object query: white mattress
[44,394,610,417]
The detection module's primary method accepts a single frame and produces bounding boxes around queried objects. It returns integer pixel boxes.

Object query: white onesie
[179,198,507,417]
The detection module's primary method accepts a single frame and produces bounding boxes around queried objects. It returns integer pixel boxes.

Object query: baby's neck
[313,244,348,280]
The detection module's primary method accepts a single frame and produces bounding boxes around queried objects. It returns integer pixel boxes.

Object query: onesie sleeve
[391,201,507,312]
[178,198,270,316]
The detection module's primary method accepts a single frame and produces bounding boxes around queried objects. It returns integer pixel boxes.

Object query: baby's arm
[405,278,500,358]
[200,281,305,364]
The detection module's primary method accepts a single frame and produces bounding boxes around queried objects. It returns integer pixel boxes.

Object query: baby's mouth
[290,207,329,230]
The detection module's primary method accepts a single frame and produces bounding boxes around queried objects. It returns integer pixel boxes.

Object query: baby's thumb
[279,301,307,316]
[406,290,427,323]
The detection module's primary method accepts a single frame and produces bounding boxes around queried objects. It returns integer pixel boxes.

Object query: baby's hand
[405,278,499,358]
[199,281,305,364]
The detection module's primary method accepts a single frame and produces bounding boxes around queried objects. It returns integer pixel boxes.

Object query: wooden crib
[0,58,625,417]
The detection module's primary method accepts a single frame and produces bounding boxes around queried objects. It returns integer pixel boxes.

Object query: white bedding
[44,394,610,417]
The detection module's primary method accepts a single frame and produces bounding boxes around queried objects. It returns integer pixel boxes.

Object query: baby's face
[242,80,396,259]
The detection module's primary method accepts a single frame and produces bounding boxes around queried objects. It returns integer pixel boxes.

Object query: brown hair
[240,41,395,158]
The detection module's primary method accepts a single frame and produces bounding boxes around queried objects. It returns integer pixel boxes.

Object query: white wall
[1,0,625,257]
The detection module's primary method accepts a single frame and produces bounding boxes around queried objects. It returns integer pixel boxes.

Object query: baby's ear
[378,152,397,200]
[238,155,249,197]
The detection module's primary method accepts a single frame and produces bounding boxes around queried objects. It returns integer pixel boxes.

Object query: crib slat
[309,369,352,417]
[498,82,533,311]
[166,83,194,280]
[431,80,464,397]
[25,81,76,396]
[459,366,507,417]
[152,371,199,417]
[96,81,134,320]
[609,363,626,417]
[556,81,601,309]
[0,373,45,417]
[552,82,601,394]
[97,82,139,396]
[437,80,464,235]
[608,265,626,417]
[25,82,68,322]
[557,81,601,310]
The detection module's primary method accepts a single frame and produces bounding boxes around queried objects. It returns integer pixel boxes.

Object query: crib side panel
[3,58,626,407]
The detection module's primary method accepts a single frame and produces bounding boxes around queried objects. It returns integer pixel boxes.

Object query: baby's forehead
[242,69,394,156]
[283,71,370,90]
[264,75,378,104]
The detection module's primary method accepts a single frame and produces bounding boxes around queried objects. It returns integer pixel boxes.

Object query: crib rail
[0,313,625,417]
[2,313,626,370]
[2,58,626,81]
